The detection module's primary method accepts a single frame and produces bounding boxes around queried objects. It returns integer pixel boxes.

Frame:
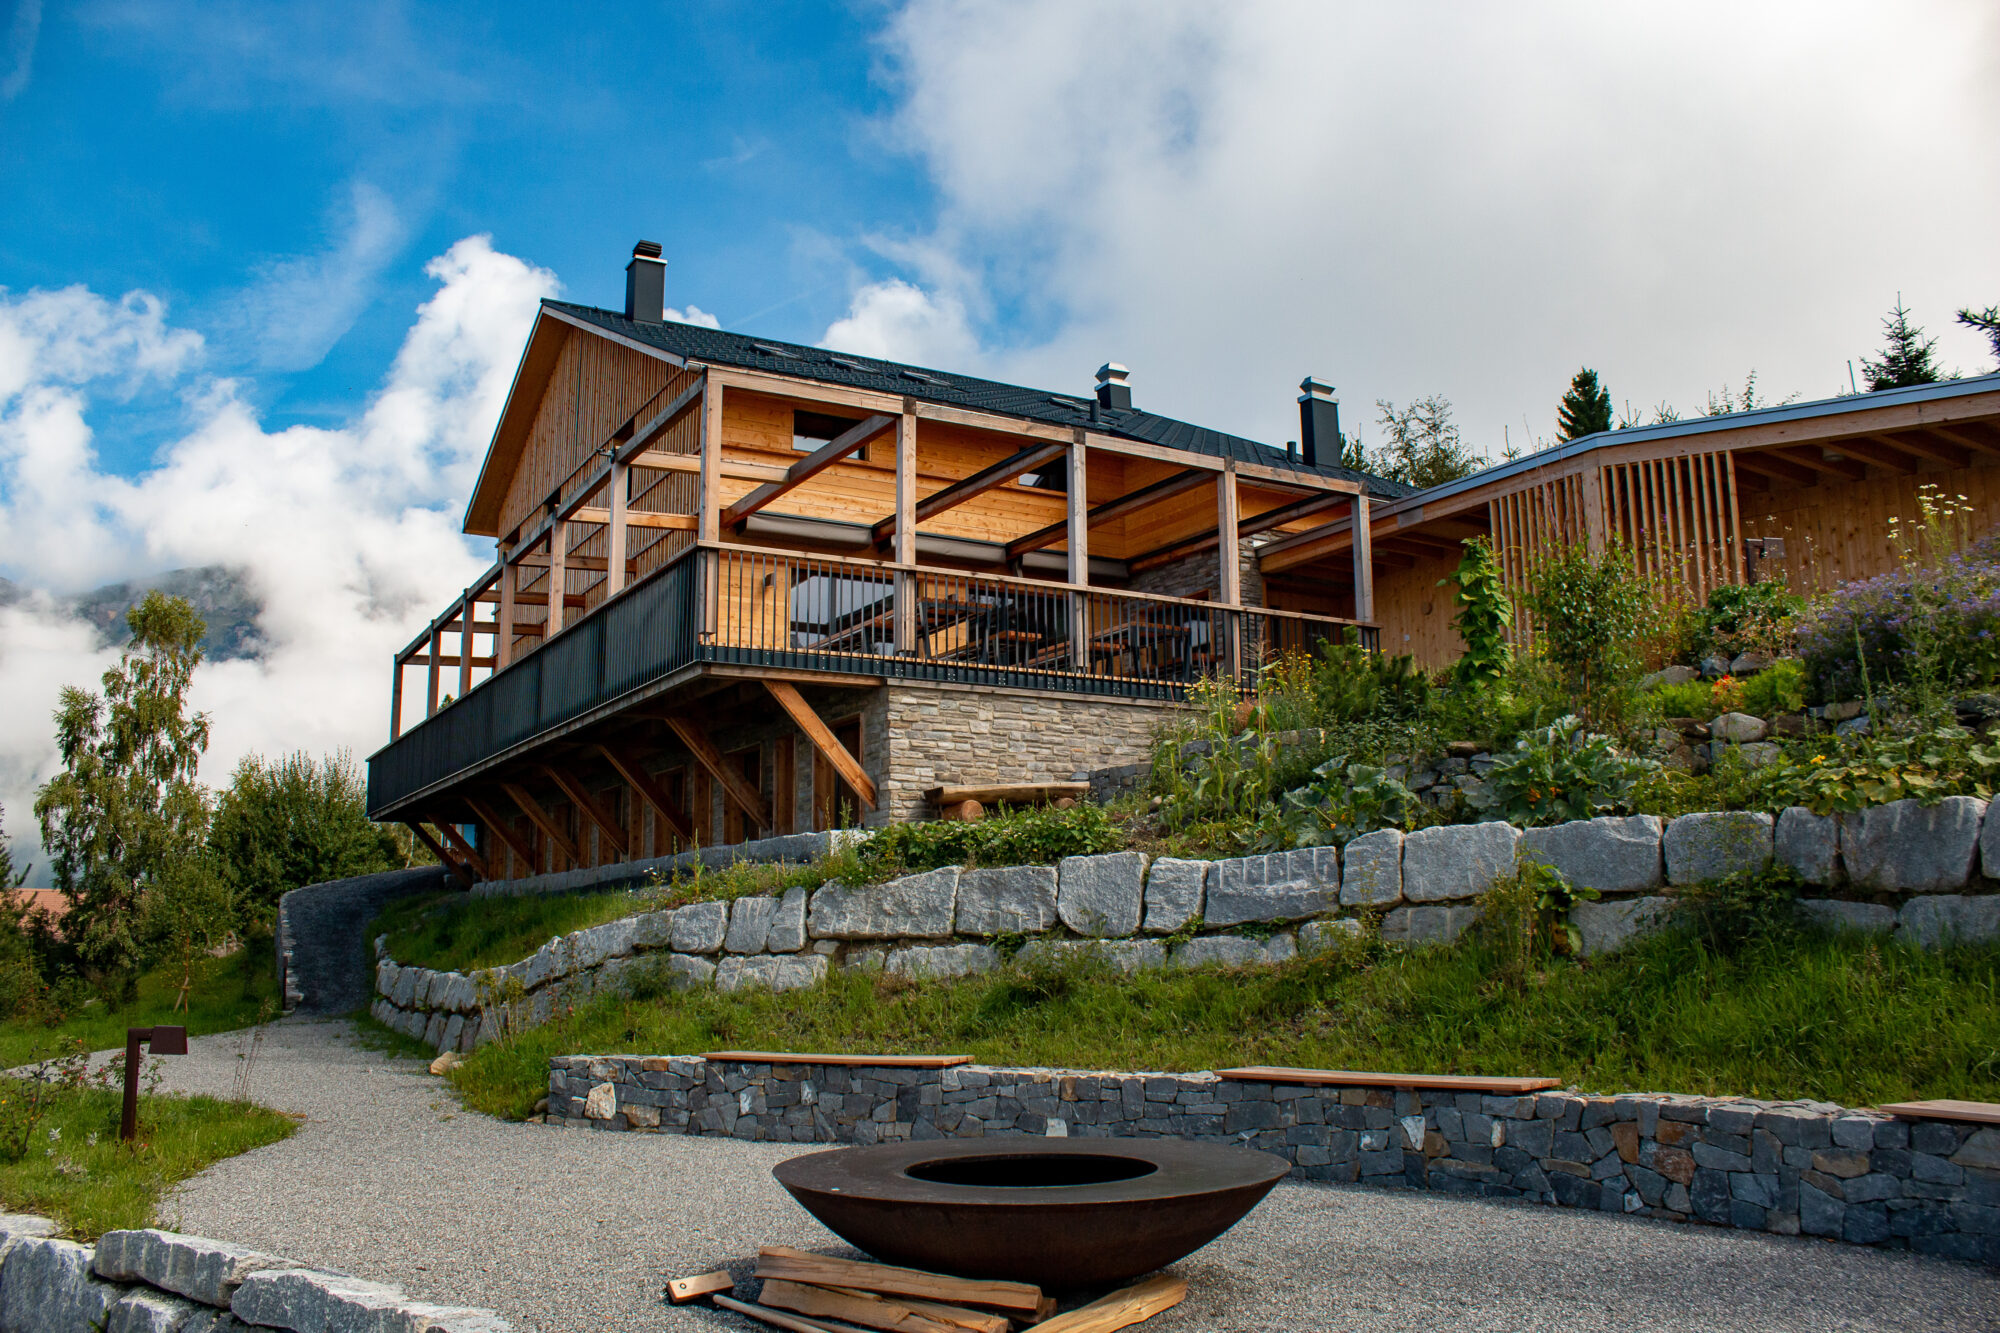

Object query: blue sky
[0,1,944,474]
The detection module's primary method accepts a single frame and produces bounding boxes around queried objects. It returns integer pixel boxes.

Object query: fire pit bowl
[772,1138,1290,1289]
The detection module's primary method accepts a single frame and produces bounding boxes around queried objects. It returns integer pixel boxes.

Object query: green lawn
[449,924,2000,1120]
[0,1083,294,1237]
[0,948,281,1071]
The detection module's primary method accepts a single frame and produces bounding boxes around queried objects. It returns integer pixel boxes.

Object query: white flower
[46,1127,59,1142]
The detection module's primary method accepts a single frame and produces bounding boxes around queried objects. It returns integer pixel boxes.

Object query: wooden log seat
[1216,1066,1562,1093]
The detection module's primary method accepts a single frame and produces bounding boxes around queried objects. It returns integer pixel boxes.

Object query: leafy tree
[1860,298,1944,391]
[1523,542,1651,729]
[209,750,404,924]
[34,592,213,998]
[143,853,236,1012]
[1959,304,2000,368]
[1368,396,1485,488]
[1439,536,1513,685]
[0,803,25,891]
[1556,368,1612,441]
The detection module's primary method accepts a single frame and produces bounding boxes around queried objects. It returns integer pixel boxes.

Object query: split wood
[755,1247,1043,1315]
[1030,1275,1187,1333]
[666,1270,734,1304]
[758,1278,1006,1333]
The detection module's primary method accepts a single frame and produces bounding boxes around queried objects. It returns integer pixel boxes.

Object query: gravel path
[156,1019,2000,1333]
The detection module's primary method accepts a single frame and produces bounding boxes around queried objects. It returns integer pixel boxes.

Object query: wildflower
[46,1126,59,1142]
[1812,755,1825,764]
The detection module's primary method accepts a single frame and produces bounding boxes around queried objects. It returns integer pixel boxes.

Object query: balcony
[366,541,1374,818]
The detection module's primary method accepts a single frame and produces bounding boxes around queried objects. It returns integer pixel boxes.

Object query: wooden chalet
[366,242,1402,880]
[1260,372,2000,663]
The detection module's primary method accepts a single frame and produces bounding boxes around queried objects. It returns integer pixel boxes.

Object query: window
[793,409,869,461]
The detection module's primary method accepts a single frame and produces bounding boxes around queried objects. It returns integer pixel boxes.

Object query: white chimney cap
[1095,363,1130,385]
[1300,376,1336,401]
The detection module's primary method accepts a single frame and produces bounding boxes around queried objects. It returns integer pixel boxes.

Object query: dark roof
[546,301,1412,500]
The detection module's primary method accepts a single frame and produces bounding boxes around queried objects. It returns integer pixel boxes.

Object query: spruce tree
[1556,368,1613,440]
[1860,298,1944,391]
[1958,304,2000,368]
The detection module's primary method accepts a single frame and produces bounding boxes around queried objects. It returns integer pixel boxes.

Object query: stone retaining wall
[0,1215,506,1333]
[547,1055,2000,1265]
[468,830,865,900]
[373,796,2000,1054]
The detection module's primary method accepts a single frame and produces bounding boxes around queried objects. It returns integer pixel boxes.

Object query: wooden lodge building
[366,241,2000,883]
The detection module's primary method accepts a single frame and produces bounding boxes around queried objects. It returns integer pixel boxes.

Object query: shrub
[856,801,1122,879]
[1440,537,1512,686]
[1691,581,1804,661]
[1648,679,1715,719]
[1467,715,1653,827]
[1739,659,1807,716]
[1523,542,1651,728]
[1672,865,1802,955]
[209,750,405,925]
[1271,757,1417,847]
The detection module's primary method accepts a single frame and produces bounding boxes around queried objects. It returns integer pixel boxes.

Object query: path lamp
[120,1025,187,1141]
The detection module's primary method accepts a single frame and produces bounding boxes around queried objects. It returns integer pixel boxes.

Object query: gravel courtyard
[153,1018,1999,1333]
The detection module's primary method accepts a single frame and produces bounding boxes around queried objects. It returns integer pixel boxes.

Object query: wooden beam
[571,507,696,531]
[1066,437,1089,662]
[405,822,473,886]
[912,399,1074,443]
[466,796,537,872]
[1870,431,1968,468]
[616,376,706,464]
[1007,466,1212,559]
[699,373,722,544]
[723,413,897,529]
[1927,424,2000,458]
[763,681,877,809]
[431,818,488,881]
[893,405,918,654]
[545,522,568,637]
[1351,494,1374,624]
[1771,445,1866,481]
[540,764,629,857]
[628,449,700,473]
[663,716,771,832]
[1824,437,1919,474]
[604,462,629,595]
[1216,466,1242,607]
[495,558,516,669]
[1730,450,1818,485]
[596,745,697,846]
[502,782,584,870]
[1240,489,1348,538]
[871,439,1068,544]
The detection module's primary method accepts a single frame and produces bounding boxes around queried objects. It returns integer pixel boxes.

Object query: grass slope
[0,949,280,1071]
[450,926,2000,1120]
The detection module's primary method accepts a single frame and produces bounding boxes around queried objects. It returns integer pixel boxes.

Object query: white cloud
[222,181,406,372]
[0,0,38,101]
[0,236,559,883]
[849,0,2000,448]
[820,278,979,369]
[665,305,720,329]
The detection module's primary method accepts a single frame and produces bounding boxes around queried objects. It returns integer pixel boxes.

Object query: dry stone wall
[374,796,2000,1054]
[0,1216,506,1333]
[547,1056,2000,1265]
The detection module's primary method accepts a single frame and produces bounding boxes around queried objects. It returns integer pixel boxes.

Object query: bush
[1739,659,1807,716]
[209,751,406,925]
[856,801,1122,879]
[1270,757,1417,847]
[1672,865,1802,955]
[1523,542,1651,727]
[1468,715,1653,827]
[1440,537,1512,686]
[1691,581,1804,661]
[1648,679,1718,719]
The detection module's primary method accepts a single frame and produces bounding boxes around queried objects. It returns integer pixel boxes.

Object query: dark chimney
[1298,377,1339,468]
[625,240,666,323]
[1094,362,1132,412]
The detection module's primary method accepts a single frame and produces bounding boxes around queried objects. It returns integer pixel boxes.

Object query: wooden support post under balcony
[1067,435,1089,669]
[406,822,474,886]
[390,652,405,740]
[502,782,583,871]
[541,764,629,858]
[664,716,771,833]
[456,599,473,700]
[763,681,876,809]
[893,403,918,655]
[496,554,516,669]
[1351,494,1375,627]
[426,619,442,718]
[432,818,488,881]
[466,796,538,876]
[597,745,697,847]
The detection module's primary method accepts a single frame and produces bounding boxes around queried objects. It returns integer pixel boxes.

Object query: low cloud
[821,278,979,369]
[0,236,558,883]
[0,0,38,101]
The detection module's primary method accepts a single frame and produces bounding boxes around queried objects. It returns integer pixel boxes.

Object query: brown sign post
[120,1025,187,1141]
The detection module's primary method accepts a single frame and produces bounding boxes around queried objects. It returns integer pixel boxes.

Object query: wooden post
[893,402,918,655]
[466,796,537,873]
[389,652,404,740]
[597,745,698,847]
[1581,466,1608,554]
[496,548,516,669]
[698,373,721,643]
[606,460,629,597]
[456,594,473,700]
[502,782,584,870]
[1215,466,1240,680]
[1067,434,1089,670]
[425,619,442,718]
[546,522,567,637]
[433,818,488,881]
[1351,492,1374,627]
[763,681,876,810]
[664,716,772,833]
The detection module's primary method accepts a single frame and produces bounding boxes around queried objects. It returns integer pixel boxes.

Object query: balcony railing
[367,542,1373,815]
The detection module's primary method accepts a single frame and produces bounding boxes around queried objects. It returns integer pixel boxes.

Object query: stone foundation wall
[0,1216,506,1332]
[866,684,1181,824]
[374,796,2000,1055]
[546,1056,2000,1265]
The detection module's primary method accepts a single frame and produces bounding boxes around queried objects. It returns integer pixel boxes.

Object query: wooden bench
[1877,1099,2000,1125]
[701,1051,973,1069]
[1216,1066,1562,1093]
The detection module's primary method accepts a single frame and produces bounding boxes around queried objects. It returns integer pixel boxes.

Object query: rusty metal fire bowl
[771,1139,1291,1289]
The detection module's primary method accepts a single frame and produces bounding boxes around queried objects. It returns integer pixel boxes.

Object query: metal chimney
[1094,363,1132,412]
[625,241,666,322]
[1298,377,1339,468]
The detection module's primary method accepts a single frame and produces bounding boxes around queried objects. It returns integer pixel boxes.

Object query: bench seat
[1877,1099,2000,1125]
[702,1050,973,1069]
[1216,1066,1561,1093]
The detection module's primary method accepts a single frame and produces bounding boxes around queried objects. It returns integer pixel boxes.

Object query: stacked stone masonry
[0,1216,507,1333]
[375,797,2000,1054]
[547,1056,2000,1264]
